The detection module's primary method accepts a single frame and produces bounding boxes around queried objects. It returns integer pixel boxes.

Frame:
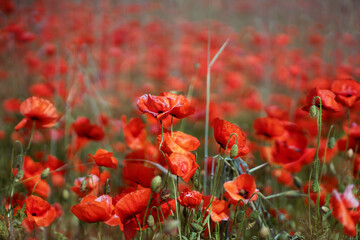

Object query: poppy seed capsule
[190,223,203,233]
[309,105,318,118]
[163,220,178,235]
[146,215,155,228]
[328,137,336,149]
[321,206,330,213]
[160,189,171,201]
[347,148,354,159]
[41,168,50,180]
[230,144,238,159]
[150,176,162,192]
[259,225,270,238]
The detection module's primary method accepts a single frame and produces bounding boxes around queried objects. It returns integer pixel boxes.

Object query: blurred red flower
[253,117,285,140]
[212,118,249,157]
[72,117,105,141]
[15,96,59,131]
[331,75,360,108]
[71,194,113,223]
[89,148,118,169]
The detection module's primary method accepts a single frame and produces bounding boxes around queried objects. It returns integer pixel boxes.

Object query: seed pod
[230,144,238,159]
[41,168,50,180]
[147,215,155,228]
[150,176,162,192]
[293,176,303,189]
[347,149,354,159]
[309,105,318,118]
[190,223,203,233]
[328,137,336,149]
[15,170,24,182]
[285,190,302,198]
[160,189,171,201]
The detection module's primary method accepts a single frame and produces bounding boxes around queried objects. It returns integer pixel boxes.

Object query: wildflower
[177,188,202,208]
[223,174,258,205]
[89,149,118,169]
[15,96,59,130]
[23,195,56,228]
[71,195,113,223]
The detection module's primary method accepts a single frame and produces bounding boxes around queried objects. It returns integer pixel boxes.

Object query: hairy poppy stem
[142,192,153,230]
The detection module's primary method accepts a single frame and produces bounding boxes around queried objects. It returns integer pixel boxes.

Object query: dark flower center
[239,189,249,198]
[32,213,37,216]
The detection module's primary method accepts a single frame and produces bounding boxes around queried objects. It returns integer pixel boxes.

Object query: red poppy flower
[23,195,56,227]
[303,88,342,112]
[3,98,21,113]
[165,152,198,183]
[212,118,249,157]
[331,76,360,108]
[272,169,293,187]
[159,131,200,155]
[72,117,105,141]
[137,94,177,120]
[15,96,59,130]
[121,115,147,150]
[159,92,195,119]
[253,117,285,140]
[71,194,113,223]
[122,162,156,188]
[177,188,202,207]
[330,185,360,237]
[202,196,230,222]
[115,187,152,223]
[223,174,258,205]
[89,149,118,169]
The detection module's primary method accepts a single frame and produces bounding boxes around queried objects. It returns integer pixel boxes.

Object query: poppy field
[1,0,360,239]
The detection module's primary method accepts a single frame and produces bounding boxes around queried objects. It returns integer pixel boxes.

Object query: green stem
[135,216,142,240]
[25,121,36,155]
[142,192,153,230]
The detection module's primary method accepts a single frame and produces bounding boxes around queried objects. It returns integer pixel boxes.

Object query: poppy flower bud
[104,178,111,195]
[249,210,259,221]
[284,190,301,198]
[15,169,24,182]
[80,179,87,192]
[163,220,178,235]
[230,144,239,159]
[41,167,50,180]
[146,215,155,228]
[62,189,70,200]
[328,137,336,149]
[347,148,354,159]
[151,176,162,192]
[309,105,318,118]
[259,225,270,238]
[160,189,171,201]
[321,206,330,213]
[236,209,245,222]
[312,181,319,193]
[293,176,303,189]
[190,223,203,233]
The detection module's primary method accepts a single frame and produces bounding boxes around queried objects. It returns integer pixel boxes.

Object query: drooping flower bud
[230,144,239,159]
[15,169,24,182]
[190,223,203,233]
[293,176,303,189]
[104,178,111,195]
[41,168,50,180]
[151,176,162,192]
[163,220,178,235]
[309,105,318,118]
[259,225,270,239]
[146,215,155,228]
[328,137,336,149]
[62,189,70,200]
[160,189,171,201]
